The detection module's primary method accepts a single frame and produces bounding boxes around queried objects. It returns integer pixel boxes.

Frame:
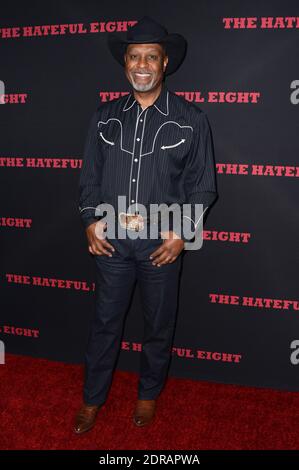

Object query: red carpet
[1,353,299,450]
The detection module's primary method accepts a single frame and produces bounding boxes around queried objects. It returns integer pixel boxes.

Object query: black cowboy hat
[107,15,187,76]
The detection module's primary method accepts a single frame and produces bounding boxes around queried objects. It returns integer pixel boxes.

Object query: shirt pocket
[97,128,117,160]
[161,138,187,151]
[98,129,115,147]
[159,135,191,163]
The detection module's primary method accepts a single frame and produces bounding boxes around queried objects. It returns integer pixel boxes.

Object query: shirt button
[140,119,143,122]
[134,158,138,162]
[132,179,136,182]
[131,199,135,203]
[136,138,140,141]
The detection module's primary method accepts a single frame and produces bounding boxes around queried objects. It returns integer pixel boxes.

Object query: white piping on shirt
[128,105,148,211]
[79,206,97,213]
[182,206,209,230]
[123,90,170,116]
[140,121,193,157]
[97,118,133,155]
[161,139,186,150]
[96,91,194,215]
[99,132,114,145]
[123,93,137,112]
[153,90,169,115]
[97,118,192,157]
[135,107,149,211]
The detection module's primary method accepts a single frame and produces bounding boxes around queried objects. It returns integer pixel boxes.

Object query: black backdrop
[1,0,298,391]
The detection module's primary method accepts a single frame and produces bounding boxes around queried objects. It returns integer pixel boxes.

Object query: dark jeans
[83,230,183,405]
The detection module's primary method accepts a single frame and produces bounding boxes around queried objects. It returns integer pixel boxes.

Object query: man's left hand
[149,231,184,266]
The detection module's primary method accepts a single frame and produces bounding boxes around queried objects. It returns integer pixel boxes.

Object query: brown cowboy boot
[74,402,103,434]
[133,399,156,427]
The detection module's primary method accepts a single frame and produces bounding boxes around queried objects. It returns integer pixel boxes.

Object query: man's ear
[163,56,168,71]
[124,45,129,63]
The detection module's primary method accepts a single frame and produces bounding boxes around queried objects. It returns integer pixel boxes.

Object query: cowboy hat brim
[107,32,187,76]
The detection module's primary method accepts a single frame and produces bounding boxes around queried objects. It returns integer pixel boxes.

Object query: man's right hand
[86,221,115,257]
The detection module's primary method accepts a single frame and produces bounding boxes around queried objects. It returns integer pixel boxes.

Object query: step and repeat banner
[1,1,298,391]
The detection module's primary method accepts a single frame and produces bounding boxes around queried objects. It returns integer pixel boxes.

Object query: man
[75,15,218,434]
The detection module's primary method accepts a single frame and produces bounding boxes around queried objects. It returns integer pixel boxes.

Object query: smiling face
[124,43,168,92]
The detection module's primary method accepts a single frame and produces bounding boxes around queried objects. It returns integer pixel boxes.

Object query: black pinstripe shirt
[78,81,218,241]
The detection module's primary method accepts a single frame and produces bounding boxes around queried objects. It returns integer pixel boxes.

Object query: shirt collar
[122,82,169,116]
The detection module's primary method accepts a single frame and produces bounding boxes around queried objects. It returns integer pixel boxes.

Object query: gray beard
[130,76,156,92]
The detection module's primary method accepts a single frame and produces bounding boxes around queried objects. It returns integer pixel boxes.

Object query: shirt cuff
[79,207,101,229]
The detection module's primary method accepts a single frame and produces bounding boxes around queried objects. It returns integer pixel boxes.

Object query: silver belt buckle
[119,212,145,231]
